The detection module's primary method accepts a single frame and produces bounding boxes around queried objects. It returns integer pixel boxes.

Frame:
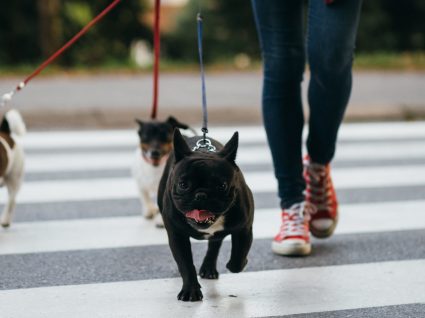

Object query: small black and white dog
[0,110,26,228]
[132,117,192,227]
[158,129,254,301]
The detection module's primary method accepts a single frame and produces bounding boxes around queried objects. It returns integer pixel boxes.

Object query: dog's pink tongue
[186,209,214,221]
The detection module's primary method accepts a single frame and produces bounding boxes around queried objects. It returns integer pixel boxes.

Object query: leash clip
[192,138,216,152]
[0,91,15,108]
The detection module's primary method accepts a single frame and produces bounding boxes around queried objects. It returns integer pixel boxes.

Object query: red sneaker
[271,202,315,256]
[304,155,339,238]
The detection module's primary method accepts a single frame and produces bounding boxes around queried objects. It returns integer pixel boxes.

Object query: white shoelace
[280,202,316,236]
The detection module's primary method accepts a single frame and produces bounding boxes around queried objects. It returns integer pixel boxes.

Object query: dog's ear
[135,118,144,128]
[218,131,238,162]
[173,128,192,162]
[167,116,189,130]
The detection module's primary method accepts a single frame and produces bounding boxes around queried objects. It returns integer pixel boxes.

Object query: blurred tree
[165,0,425,63]
[163,0,260,63]
[357,0,425,52]
[382,1,425,51]
[0,0,150,67]
[60,0,150,66]
[1,0,425,67]
[37,0,63,57]
[0,0,39,64]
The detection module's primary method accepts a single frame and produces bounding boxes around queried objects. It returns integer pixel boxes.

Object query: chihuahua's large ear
[167,116,189,130]
[173,128,192,162]
[135,118,144,128]
[218,132,238,162]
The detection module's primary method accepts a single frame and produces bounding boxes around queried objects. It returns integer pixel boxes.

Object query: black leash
[194,9,216,152]
[196,11,210,144]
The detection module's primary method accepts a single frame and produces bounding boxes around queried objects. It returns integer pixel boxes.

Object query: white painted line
[4,164,425,204]
[334,141,425,161]
[26,152,134,172]
[23,141,425,173]
[336,121,425,140]
[22,130,139,149]
[20,122,425,150]
[246,164,425,193]
[0,259,423,318]
[212,122,425,141]
[1,200,425,255]
[21,128,264,150]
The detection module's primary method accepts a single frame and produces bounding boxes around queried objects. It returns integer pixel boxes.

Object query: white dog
[0,109,26,228]
[132,117,193,227]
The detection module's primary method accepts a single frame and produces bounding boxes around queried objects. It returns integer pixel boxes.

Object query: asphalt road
[0,122,424,317]
[1,71,425,128]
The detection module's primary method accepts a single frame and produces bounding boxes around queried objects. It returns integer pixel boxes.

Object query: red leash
[151,0,161,119]
[1,0,122,106]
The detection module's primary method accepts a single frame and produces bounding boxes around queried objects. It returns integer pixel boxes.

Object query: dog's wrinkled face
[136,116,189,167]
[171,130,239,230]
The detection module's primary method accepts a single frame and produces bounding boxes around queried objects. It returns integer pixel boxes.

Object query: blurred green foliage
[60,0,150,66]
[0,0,424,67]
[0,0,150,66]
[164,0,425,63]
[0,0,40,64]
[163,0,259,62]
[357,1,425,52]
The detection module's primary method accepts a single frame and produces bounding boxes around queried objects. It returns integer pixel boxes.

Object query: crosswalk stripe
[1,122,424,317]
[21,122,425,150]
[1,200,424,255]
[0,259,423,318]
[247,165,425,192]
[23,140,425,173]
[3,165,425,204]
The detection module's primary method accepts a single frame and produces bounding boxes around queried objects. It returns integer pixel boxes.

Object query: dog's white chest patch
[200,215,225,239]
[132,149,165,190]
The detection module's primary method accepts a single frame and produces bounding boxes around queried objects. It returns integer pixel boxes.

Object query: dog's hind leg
[1,146,24,228]
[1,172,23,228]
[199,238,223,279]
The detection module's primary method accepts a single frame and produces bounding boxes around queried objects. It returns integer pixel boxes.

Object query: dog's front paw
[177,286,203,302]
[0,216,11,228]
[1,222,10,228]
[144,206,158,219]
[226,259,248,273]
[199,263,219,279]
[154,213,164,228]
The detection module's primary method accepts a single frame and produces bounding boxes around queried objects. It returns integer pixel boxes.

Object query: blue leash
[197,13,208,141]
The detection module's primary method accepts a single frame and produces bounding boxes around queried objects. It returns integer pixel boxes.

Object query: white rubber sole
[310,210,339,239]
[271,239,311,256]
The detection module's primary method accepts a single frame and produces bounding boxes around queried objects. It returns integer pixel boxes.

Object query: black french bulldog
[158,129,254,301]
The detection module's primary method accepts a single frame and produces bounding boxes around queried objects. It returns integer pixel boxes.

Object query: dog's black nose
[194,192,208,201]
[151,150,161,159]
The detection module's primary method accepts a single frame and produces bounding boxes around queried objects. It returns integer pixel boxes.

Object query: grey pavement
[0,123,425,317]
[1,230,424,290]
[0,71,424,129]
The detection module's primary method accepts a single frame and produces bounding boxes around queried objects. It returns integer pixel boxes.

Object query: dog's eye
[178,181,189,190]
[218,182,228,191]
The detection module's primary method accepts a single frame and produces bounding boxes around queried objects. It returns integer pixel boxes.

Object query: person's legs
[251,0,306,209]
[305,0,363,238]
[307,0,363,163]
[252,0,313,256]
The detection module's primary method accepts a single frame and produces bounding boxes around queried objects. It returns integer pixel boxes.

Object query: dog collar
[192,138,216,152]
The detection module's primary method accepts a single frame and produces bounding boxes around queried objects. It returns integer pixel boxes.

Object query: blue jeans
[251,0,362,209]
